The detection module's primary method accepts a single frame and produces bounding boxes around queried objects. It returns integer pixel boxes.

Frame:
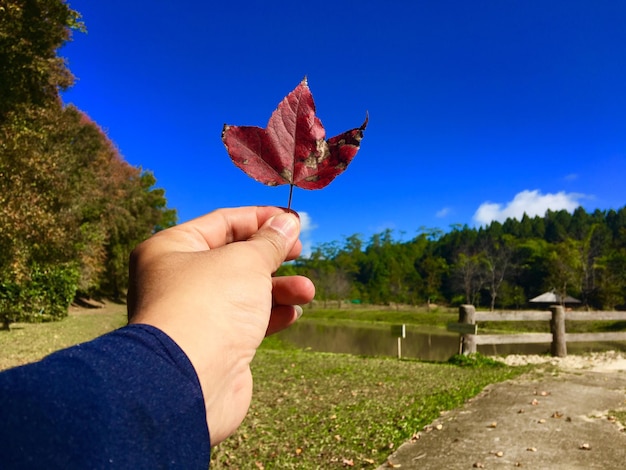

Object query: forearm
[0,324,211,469]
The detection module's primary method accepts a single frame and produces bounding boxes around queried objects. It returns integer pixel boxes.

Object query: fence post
[459,305,477,355]
[550,305,567,357]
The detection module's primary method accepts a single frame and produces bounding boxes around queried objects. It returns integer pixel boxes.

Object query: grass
[610,409,626,428]
[210,340,525,469]
[0,304,529,469]
[0,303,127,371]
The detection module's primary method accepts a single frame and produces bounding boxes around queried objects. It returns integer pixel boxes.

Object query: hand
[126,206,315,445]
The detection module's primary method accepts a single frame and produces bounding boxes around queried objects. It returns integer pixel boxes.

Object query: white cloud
[436,207,451,218]
[298,211,316,257]
[473,189,586,225]
[299,211,316,234]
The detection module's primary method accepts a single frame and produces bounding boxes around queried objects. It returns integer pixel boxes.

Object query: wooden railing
[449,305,626,357]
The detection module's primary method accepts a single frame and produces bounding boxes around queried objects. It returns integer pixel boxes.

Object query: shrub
[0,263,79,329]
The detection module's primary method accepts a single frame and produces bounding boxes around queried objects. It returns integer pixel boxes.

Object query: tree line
[0,0,176,328]
[280,206,626,311]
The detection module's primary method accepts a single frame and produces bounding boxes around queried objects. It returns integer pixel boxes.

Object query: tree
[595,250,626,309]
[300,242,352,307]
[416,254,447,304]
[98,169,177,299]
[0,1,176,327]
[452,252,486,306]
[481,234,517,311]
[0,0,83,120]
[545,239,583,303]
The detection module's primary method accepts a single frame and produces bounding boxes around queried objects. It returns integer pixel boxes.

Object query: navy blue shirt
[0,324,211,469]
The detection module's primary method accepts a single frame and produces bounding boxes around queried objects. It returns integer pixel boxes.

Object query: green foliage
[0,0,83,120]
[0,263,78,329]
[290,206,626,311]
[26,263,79,318]
[447,352,506,368]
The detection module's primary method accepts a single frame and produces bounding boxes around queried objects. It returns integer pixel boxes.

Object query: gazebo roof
[529,290,581,304]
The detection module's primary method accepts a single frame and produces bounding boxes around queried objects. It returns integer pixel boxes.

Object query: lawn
[0,302,127,371]
[211,340,524,468]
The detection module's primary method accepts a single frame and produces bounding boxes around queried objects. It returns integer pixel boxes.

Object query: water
[276,321,626,361]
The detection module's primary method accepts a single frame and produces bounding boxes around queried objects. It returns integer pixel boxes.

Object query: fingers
[266,276,316,335]
[272,276,315,305]
[266,305,301,335]
[246,212,302,273]
[177,206,293,250]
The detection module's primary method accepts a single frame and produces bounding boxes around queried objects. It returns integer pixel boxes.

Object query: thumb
[248,212,301,271]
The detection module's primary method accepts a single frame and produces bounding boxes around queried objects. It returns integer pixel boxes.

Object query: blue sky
[61,1,626,251]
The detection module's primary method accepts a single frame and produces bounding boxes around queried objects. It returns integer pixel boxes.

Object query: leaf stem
[287,184,294,210]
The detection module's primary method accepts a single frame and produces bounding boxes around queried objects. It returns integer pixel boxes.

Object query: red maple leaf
[222,78,367,208]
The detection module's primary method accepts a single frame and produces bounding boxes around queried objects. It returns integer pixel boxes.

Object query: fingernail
[294,305,303,320]
[269,212,299,239]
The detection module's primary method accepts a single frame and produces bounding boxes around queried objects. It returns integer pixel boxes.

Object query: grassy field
[212,342,524,469]
[1,304,529,469]
[0,302,127,370]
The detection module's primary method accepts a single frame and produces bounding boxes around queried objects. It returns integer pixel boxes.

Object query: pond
[276,320,626,361]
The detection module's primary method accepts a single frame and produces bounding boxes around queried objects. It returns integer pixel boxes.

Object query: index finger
[152,206,299,252]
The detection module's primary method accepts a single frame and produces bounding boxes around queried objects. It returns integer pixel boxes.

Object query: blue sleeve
[0,324,211,469]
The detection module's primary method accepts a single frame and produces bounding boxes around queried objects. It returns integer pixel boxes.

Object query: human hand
[126,206,315,445]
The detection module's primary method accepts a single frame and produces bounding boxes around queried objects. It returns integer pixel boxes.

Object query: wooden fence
[450,305,626,357]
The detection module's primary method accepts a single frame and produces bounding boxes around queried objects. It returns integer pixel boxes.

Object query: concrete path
[379,369,626,469]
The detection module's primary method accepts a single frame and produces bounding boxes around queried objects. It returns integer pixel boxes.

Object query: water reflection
[277,321,459,361]
[276,320,626,362]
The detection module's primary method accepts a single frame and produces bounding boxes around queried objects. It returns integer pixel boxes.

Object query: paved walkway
[379,369,626,469]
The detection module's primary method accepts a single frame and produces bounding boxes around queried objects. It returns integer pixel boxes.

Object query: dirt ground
[379,353,626,470]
